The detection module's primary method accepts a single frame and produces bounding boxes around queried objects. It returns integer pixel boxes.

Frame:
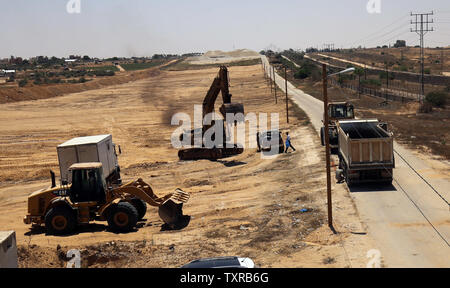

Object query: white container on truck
[336,119,395,186]
[57,135,121,185]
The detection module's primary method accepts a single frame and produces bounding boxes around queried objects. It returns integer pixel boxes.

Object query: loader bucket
[158,200,190,230]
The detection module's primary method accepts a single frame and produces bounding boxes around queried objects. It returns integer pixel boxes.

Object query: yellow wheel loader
[24,163,190,235]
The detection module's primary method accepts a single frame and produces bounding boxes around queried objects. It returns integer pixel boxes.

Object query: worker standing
[285,132,296,153]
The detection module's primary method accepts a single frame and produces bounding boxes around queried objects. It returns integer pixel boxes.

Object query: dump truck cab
[321,102,355,150]
[327,102,354,123]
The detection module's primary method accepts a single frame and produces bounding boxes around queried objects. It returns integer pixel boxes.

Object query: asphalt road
[262,56,450,268]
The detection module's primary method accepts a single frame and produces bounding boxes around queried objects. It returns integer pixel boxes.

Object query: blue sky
[0,0,449,58]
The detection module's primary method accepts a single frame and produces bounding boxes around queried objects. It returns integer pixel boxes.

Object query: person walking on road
[285,132,296,153]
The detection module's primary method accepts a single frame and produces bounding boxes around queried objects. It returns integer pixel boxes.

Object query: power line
[361,21,410,46]
[349,14,410,46]
[373,29,411,46]
[394,151,450,207]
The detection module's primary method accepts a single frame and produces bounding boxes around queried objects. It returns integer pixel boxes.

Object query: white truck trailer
[57,135,121,185]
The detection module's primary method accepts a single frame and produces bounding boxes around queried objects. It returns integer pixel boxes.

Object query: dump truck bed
[338,119,394,168]
[337,119,395,185]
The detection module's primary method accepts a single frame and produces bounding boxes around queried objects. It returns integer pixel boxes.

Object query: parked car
[256,130,284,154]
[181,257,255,268]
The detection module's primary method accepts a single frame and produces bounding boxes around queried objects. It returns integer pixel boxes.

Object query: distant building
[0,70,15,77]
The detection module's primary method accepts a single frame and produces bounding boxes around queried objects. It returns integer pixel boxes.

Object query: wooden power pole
[284,66,289,124]
[322,64,334,233]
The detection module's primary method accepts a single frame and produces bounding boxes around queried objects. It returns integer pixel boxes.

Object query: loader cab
[68,163,106,204]
[328,102,354,121]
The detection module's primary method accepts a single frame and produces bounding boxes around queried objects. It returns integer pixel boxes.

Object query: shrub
[426,91,448,108]
[18,79,28,87]
[294,69,309,79]
[293,62,320,80]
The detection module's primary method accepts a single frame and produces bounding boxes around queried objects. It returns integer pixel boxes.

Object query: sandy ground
[0,64,374,268]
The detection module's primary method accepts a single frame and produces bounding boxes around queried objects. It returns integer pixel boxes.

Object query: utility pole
[358,73,361,99]
[385,62,389,101]
[269,64,273,95]
[411,11,434,101]
[364,63,367,80]
[322,64,334,233]
[285,66,289,124]
[273,66,277,104]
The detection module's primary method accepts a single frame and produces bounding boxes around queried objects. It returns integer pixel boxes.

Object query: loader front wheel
[45,206,76,235]
[130,198,147,221]
[107,202,138,233]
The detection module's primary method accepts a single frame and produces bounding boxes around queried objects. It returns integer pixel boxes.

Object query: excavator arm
[202,66,244,121]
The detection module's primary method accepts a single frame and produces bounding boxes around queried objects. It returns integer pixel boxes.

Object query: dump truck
[57,135,121,186]
[178,66,245,161]
[336,119,395,186]
[321,102,355,150]
[24,162,190,234]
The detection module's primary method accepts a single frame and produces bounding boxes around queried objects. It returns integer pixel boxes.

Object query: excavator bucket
[158,189,191,229]
[220,103,245,119]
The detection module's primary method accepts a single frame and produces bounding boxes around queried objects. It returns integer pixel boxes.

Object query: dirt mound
[204,49,260,58]
[187,49,260,65]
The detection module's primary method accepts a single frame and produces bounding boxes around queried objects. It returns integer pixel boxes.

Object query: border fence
[329,78,420,103]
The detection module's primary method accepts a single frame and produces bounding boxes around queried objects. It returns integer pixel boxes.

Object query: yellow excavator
[24,163,190,234]
[178,66,245,161]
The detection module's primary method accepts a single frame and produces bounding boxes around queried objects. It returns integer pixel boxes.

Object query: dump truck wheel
[130,198,147,221]
[107,202,138,232]
[45,206,76,235]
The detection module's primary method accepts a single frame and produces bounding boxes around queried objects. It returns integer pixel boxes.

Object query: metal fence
[329,78,420,103]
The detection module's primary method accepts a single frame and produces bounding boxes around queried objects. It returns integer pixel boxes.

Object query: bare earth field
[0,64,374,268]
